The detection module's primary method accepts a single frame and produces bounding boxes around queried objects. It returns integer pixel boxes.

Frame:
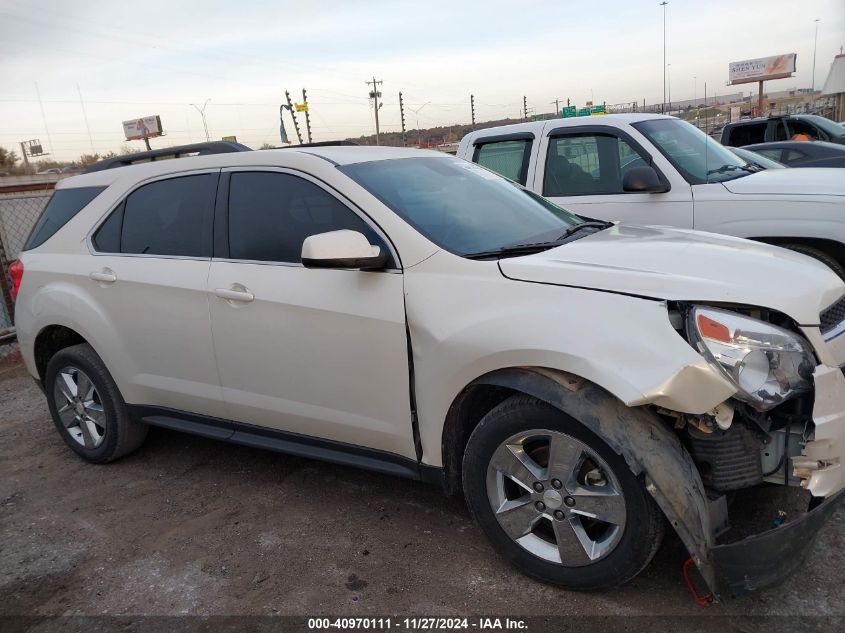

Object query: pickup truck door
[207,168,416,460]
[532,124,694,228]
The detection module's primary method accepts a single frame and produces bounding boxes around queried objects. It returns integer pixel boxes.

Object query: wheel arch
[441,366,718,591]
[750,236,845,266]
[33,324,89,384]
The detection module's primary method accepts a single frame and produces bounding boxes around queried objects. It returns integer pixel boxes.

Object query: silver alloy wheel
[53,366,106,449]
[485,429,626,566]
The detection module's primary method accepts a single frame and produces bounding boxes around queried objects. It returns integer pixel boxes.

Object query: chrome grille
[820,295,845,335]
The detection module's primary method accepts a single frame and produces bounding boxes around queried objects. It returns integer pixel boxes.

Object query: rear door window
[24,186,106,250]
[473,139,532,184]
[92,174,217,257]
[728,123,767,146]
[783,148,811,164]
[755,148,785,162]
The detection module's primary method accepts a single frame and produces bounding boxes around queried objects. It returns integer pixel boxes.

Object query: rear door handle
[214,287,255,303]
[89,269,116,283]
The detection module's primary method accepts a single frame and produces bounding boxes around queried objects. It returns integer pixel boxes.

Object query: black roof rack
[278,140,359,148]
[83,141,253,173]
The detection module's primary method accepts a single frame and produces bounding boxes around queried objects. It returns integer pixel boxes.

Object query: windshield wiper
[463,241,565,260]
[464,221,612,260]
[707,164,753,176]
[556,220,613,240]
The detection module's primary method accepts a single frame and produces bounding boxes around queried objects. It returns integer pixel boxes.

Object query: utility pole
[399,92,407,147]
[811,19,820,95]
[189,99,211,142]
[660,1,668,114]
[302,88,312,143]
[470,94,476,130]
[366,77,383,145]
[523,95,528,121]
[550,98,561,115]
[285,91,303,144]
[19,142,30,173]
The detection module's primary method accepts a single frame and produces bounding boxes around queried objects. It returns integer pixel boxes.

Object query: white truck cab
[458,114,845,278]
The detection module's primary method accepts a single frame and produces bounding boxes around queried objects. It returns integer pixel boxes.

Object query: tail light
[9,259,23,301]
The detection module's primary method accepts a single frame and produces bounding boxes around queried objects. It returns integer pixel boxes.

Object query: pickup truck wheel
[462,395,663,590]
[45,343,147,463]
[783,244,845,281]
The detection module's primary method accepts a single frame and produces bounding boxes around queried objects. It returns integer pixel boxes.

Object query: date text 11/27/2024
[307,618,528,630]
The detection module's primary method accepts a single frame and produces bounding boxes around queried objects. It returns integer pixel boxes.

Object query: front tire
[45,343,147,463]
[462,395,664,590]
[783,244,845,281]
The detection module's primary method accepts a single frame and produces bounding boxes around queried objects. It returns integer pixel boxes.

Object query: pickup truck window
[786,119,823,141]
[543,133,647,197]
[633,119,751,185]
[474,140,531,184]
[727,122,767,146]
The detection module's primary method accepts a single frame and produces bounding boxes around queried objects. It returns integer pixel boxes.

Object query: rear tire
[783,244,845,281]
[45,343,147,463]
[462,395,664,590]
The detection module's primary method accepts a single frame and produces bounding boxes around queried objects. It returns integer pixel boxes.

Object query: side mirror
[301,230,387,270]
[622,166,669,193]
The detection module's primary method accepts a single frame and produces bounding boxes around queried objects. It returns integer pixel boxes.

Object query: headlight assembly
[687,306,816,411]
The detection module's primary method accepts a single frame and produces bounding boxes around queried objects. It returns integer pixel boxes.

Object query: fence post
[0,226,14,327]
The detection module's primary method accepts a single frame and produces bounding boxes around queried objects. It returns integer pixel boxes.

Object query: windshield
[730,146,786,169]
[632,118,751,184]
[800,115,845,138]
[339,156,582,256]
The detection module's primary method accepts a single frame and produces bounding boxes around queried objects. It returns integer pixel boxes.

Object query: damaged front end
[660,303,845,598]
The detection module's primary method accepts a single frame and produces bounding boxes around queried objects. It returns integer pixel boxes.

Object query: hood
[499,224,844,325]
[721,168,845,196]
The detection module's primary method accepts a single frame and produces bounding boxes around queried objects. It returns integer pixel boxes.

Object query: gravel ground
[1,347,843,628]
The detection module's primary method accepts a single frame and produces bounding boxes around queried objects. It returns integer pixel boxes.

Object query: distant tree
[259,142,276,150]
[99,151,118,160]
[118,144,142,155]
[78,153,101,167]
[0,146,19,169]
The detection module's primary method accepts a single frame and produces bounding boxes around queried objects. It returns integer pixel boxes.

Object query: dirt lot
[1,347,844,626]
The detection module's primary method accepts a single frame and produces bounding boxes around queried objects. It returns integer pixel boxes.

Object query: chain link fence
[0,181,56,330]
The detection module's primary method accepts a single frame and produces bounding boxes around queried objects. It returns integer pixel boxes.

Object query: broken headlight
[687,306,815,411]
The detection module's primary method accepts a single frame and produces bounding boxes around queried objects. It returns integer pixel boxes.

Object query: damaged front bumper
[711,489,844,597]
[690,364,845,598]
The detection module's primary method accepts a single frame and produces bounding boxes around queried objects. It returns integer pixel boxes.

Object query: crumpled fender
[470,367,718,591]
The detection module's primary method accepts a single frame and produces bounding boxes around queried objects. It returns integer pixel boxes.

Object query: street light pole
[811,18,820,95]
[660,1,668,113]
[693,75,697,108]
[411,102,431,147]
[667,63,672,112]
[189,99,211,142]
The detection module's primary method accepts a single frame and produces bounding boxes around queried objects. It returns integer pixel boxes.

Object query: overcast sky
[1,0,843,160]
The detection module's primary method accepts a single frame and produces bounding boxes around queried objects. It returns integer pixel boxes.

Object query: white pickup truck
[457,114,845,278]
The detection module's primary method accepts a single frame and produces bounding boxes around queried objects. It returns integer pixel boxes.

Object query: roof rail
[278,140,359,148]
[83,141,253,173]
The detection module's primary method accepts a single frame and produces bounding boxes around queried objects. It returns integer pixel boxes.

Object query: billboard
[123,115,163,141]
[729,54,796,85]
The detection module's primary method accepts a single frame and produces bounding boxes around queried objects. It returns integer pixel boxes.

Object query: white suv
[10,145,845,599]
[458,114,845,279]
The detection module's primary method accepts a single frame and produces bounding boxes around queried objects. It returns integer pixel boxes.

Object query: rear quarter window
[725,123,766,146]
[23,186,106,251]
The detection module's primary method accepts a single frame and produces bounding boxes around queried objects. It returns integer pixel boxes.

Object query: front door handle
[214,287,255,303]
[89,269,116,283]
